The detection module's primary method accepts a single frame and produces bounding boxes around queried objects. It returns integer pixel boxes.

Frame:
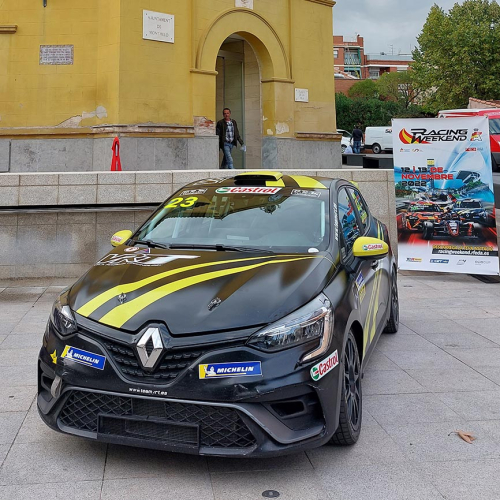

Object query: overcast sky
[333,0,459,55]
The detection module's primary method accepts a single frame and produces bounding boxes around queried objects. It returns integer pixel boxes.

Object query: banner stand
[392,117,499,276]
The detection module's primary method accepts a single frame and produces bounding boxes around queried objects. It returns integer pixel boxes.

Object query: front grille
[102,338,205,383]
[59,390,257,449]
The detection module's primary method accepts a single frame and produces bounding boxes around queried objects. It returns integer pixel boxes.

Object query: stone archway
[191,9,295,147]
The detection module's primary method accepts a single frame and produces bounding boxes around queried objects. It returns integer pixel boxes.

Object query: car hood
[70,248,335,335]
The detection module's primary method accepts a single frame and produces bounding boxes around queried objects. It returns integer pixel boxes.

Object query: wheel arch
[349,320,364,363]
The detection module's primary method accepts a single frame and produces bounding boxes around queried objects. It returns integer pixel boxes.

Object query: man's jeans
[221,142,235,169]
[353,141,361,154]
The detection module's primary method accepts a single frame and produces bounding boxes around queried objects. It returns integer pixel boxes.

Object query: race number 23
[165,197,198,209]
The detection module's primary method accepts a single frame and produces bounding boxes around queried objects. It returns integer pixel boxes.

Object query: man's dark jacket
[216,119,244,150]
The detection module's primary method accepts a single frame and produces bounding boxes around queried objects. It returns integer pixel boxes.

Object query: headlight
[50,291,77,336]
[247,294,333,362]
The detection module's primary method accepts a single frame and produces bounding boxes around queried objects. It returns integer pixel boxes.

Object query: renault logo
[136,327,163,370]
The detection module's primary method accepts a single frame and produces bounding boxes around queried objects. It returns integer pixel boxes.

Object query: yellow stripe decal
[363,270,378,356]
[77,255,274,318]
[289,176,327,190]
[370,271,382,341]
[98,257,318,329]
[266,179,286,187]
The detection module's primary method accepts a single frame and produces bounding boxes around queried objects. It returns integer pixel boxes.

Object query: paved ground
[0,273,499,499]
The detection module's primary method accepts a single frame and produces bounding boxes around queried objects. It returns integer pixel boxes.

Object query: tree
[348,79,379,99]
[376,71,423,109]
[412,0,500,111]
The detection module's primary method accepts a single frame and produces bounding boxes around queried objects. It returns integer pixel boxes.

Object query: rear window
[135,187,330,253]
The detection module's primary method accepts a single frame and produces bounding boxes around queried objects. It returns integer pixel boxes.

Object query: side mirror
[111,230,133,247]
[352,237,389,260]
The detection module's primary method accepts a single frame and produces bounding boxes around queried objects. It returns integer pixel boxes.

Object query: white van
[364,127,393,154]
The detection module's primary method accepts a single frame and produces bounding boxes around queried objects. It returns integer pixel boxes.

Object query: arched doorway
[192,9,294,170]
[216,36,262,170]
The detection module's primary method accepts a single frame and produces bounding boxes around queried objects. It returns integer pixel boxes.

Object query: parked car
[338,129,364,153]
[364,127,394,154]
[38,171,398,457]
[338,129,352,153]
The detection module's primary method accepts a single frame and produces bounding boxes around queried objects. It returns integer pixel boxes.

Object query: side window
[337,188,361,255]
[349,189,369,231]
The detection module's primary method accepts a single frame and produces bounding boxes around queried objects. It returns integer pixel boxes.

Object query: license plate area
[98,414,199,449]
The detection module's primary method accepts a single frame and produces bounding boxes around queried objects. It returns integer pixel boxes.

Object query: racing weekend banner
[393,117,499,275]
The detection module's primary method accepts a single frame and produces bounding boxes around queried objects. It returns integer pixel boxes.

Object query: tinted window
[135,187,330,253]
[489,119,500,135]
[337,188,360,253]
[349,189,369,230]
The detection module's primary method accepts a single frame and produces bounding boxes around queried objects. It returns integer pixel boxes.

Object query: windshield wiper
[168,243,274,254]
[132,240,170,250]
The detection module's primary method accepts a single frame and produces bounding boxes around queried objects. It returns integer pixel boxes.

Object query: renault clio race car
[452,199,488,224]
[38,172,398,457]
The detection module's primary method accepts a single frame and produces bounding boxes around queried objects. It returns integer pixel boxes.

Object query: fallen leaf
[454,431,476,444]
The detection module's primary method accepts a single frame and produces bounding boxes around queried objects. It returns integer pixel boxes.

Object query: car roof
[185,171,341,191]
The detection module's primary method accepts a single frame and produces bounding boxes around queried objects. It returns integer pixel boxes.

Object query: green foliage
[377,71,423,109]
[348,79,379,99]
[412,0,500,112]
[335,93,427,131]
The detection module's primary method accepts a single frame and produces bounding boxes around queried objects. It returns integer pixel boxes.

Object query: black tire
[341,144,347,153]
[329,331,362,446]
[472,223,483,240]
[422,222,434,240]
[384,269,399,334]
[372,143,382,154]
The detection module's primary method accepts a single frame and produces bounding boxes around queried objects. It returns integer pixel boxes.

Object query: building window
[344,50,360,66]
[369,70,380,79]
[334,49,338,59]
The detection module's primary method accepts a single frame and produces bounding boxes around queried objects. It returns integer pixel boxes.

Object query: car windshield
[457,201,482,209]
[489,118,500,135]
[134,186,330,253]
[409,204,440,213]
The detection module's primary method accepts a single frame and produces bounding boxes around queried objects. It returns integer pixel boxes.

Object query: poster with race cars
[393,117,499,275]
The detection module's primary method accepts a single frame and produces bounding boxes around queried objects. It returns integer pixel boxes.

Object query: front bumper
[37,318,343,457]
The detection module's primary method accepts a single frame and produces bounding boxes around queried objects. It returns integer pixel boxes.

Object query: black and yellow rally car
[38,172,398,457]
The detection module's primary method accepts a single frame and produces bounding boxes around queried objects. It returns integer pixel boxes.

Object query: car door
[347,188,391,352]
[337,187,377,359]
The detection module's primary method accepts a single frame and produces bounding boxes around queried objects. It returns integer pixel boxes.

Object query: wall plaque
[236,0,254,8]
[39,45,74,65]
[143,10,174,43]
[295,88,309,103]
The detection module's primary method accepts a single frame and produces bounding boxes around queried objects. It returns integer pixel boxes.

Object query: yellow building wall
[0,0,336,135]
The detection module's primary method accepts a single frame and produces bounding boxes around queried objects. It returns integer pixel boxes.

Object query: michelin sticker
[199,362,262,379]
[310,350,339,381]
[61,346,106,370]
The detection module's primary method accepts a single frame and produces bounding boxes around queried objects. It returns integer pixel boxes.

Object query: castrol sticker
[310,350,339,381]
[363,243,384,251]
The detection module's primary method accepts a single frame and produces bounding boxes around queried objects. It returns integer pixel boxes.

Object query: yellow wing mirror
[110,230,133,247]
[352,237,389,260]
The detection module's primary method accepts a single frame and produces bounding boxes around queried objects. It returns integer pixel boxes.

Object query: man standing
[216,108,245,169]
[352,125,364,154]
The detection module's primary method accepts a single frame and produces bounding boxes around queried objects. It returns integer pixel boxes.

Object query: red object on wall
[111,137,122,171]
